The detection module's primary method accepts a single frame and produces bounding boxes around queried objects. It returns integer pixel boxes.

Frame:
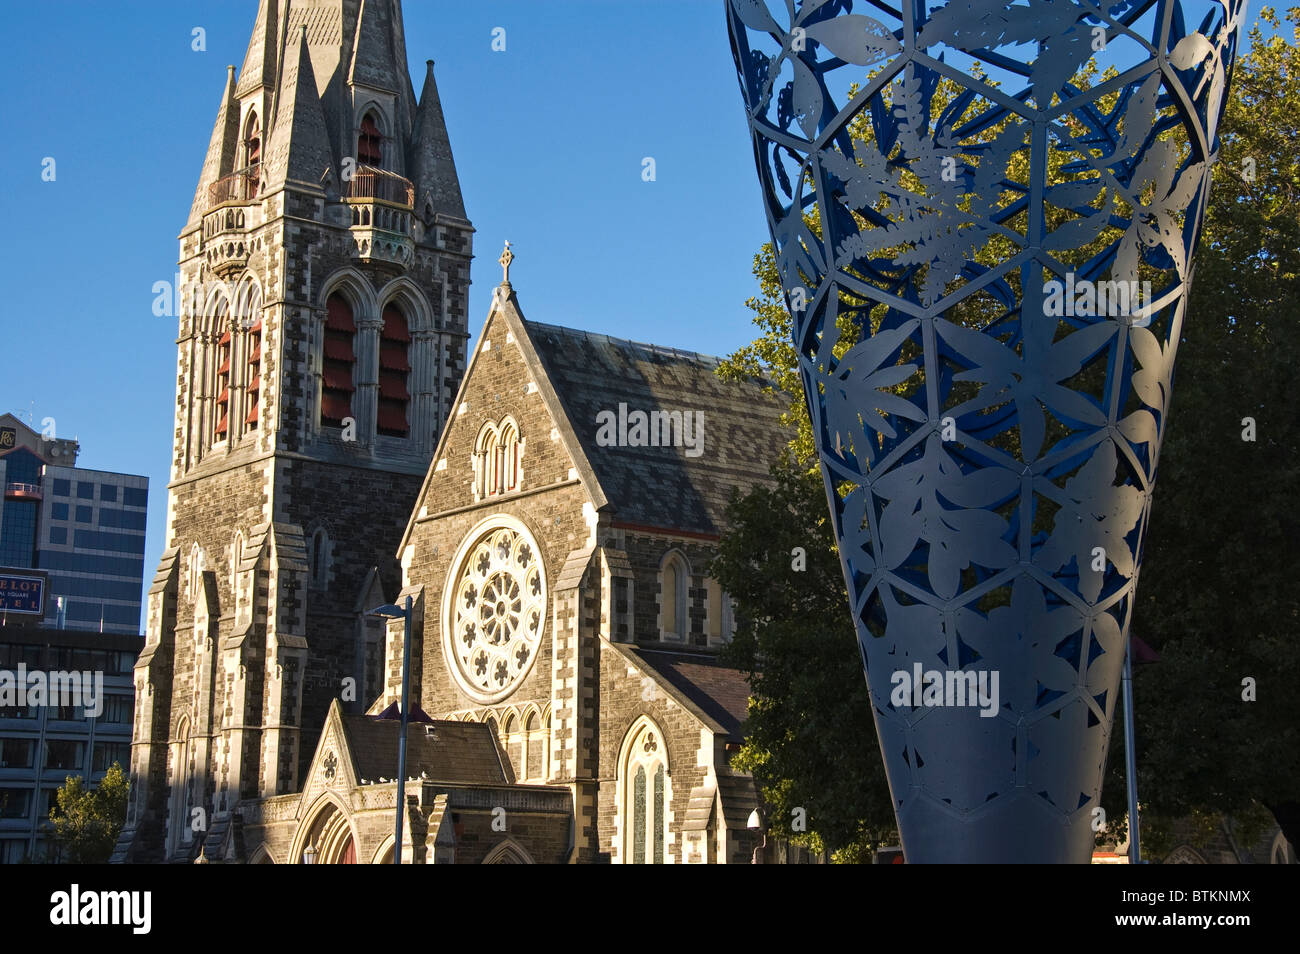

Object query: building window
[621,720,667,864]
[231,531,246,609]
[52,479,70,497]
[49,527,67,545]
[100,485,117,503]
[358,112,383,167]
[214,316,233,440]
[473,418,522,498]
[658,552,689,641]
[243,286,263,432]
[524,708,547,780]
[377,302,411,438]
[321,292,356,428]
[706,578,733,644]
[44,740,85,772]
[308,528,330,590]
[187,543,205,602]
[75,506,92,523]
[0,739,34,769]
[76,482,94,500]
[244,111,261,198]
[0,789,32,820]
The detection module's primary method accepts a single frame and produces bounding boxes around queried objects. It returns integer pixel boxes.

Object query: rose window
[449,525,545,700]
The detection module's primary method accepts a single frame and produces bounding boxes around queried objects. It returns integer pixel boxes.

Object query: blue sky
[0,1,773,615]
[0,1,1273,623]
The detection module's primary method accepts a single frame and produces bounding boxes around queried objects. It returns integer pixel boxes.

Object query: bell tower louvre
[113,0,473,862]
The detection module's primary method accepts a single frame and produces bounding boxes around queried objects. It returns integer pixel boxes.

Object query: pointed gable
[262,27,335,191]
[186,66,241,229]
[408,60,466,220]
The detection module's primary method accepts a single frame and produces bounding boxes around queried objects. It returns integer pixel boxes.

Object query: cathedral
[114,0,813,864]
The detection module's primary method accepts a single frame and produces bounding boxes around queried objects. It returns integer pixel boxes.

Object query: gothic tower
[115,0,472,862]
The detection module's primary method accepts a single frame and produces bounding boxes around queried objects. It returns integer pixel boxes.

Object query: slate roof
[524,320,790,537]
[625,648,753,741]
[341,714,511,785]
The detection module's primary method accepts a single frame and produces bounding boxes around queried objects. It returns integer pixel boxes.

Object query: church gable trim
[396,287,609,558]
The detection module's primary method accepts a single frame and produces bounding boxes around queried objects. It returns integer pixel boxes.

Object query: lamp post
[302,844,317,865]
[746,808,766,865]
[368,595,413,865]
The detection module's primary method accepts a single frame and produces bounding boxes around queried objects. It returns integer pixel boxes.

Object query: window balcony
[208,163,261,208]
[345,165,414,207]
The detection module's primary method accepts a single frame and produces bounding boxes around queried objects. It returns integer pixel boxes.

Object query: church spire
[408,60,466,221]
[263,27,334,192]
[235,0,279,96]
[186,64,240,228]
[348,0,399,94]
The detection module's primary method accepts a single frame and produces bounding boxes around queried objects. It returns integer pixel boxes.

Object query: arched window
[213,298,232,441]
[168,716,195,856]
[243,111,261,198]
[524,708,547,780]
[499,421,520,493]
[705,578,732,644]
[358,112,383,167]
[187,544,206,602]
[242,286,263,432]
[308,528,330,589]
[503,712,522,778]
[231,532,245,609]
[321,292,356,428]
[659,552,689,641]
[377,302,411,438]
[474,418,522,498]
[621,720,667,864]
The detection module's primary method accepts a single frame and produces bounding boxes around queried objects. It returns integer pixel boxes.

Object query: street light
[368,596,413,865]
[302,844,317,865]
[746,808,766,865]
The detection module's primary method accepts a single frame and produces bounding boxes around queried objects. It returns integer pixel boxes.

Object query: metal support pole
[394,595,413,865]
[1122,639,1142,864]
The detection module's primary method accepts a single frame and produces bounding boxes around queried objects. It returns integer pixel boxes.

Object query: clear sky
[0,0,775,617]
[0,1,1273,623]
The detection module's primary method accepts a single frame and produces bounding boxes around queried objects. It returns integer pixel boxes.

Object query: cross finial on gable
[499,240,514,287]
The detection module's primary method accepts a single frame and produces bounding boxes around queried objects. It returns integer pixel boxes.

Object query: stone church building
[113,0,814,864]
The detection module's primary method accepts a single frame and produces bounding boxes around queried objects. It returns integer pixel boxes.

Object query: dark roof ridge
[523,319,724,367]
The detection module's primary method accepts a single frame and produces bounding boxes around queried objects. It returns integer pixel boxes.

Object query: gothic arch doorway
[296,795,359,864]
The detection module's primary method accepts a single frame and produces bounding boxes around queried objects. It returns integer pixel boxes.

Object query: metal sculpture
[725,0,1243,862]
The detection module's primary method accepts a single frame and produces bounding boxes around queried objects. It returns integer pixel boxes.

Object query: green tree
[49,762,130,864]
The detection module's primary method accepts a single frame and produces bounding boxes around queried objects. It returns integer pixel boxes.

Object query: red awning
[321,392,352,422]
[379,342,410,371]
[244,404,260,425]
[218,330,232,345]
[216,387,229,405]
[324,337,354,361]
[377,403,409,434]
[326,296,356,331]
[247,319,262,334]
[382,304,411,341]
[322,366,355,390]
[217,358,231,375]
[379,371,410,400]
[248,344,261,361]
[215,414,229,435]
[247,375,260,393]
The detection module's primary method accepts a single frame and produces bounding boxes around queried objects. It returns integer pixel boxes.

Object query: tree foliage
[49,762,129,864]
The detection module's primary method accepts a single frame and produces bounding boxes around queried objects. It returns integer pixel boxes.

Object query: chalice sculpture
[725,0,1243,861]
